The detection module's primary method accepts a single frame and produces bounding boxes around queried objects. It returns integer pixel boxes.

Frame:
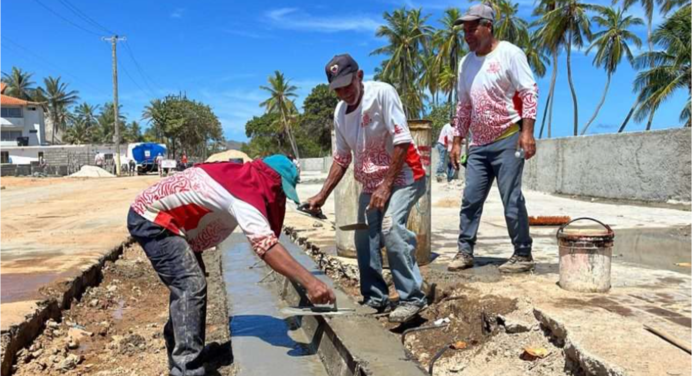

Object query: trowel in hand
[339,223,369,231]
[280,302,356,316]
[293,203,333,226]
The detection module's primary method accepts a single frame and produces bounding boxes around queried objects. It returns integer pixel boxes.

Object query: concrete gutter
[0,239,133,376]
[278,229,427,376]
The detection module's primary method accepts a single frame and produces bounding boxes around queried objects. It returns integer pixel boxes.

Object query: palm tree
[434,8,465,114]
[486,0,530,45]
[1,67,37,100]
[618,0,662,130]
[260,71,300,159]
[372,8,433,118]
[533,0,560,138]
[36,76,79,144]
[534,0,596,135]
[581,7,643,134]
[64,117,91,145]
[631,4,690,127]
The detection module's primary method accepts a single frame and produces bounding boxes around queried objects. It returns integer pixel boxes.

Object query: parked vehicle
[127,143,167,174]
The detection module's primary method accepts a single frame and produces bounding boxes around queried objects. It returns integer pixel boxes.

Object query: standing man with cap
[448,4,539,273]
[304,54,428,323]
[127,154,335,376]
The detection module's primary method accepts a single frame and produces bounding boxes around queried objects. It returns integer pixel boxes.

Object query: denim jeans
[127,208,207,376]
[434,143,455,182]
[457,132,532,257]
[354,177,427,308]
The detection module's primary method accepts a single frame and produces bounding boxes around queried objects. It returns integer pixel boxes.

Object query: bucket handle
[556,217,614,239]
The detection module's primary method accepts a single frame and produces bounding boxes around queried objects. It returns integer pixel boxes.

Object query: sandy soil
[11,243,234,376]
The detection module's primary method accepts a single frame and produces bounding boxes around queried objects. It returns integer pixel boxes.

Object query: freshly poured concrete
[222,234,329,376]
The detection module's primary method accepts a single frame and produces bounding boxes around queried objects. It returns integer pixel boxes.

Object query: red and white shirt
[332,81,425,193]
[437,123,454,152]
[131,160,285,257]
[453,41,538,146]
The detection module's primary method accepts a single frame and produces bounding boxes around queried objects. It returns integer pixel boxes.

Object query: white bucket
[557,218,615,293]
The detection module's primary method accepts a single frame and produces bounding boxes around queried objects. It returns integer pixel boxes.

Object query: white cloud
[221,29,270,39]
[264,8,380,33]
[170,8,185,19]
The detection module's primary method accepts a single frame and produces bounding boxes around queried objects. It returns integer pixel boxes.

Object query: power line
[56,0,116,35]
[123,41,160,96]
[31,0,102,36]
[2,36,101,92]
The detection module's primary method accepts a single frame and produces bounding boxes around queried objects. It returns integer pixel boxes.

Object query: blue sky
[2,0,687,142]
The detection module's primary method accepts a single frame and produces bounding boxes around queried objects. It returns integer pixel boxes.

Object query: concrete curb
[0,238,134,376]
[280,228,427,376]
[534,308,627,376]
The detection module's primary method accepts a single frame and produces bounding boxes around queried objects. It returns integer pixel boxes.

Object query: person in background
[435,122,456,183]
[156,153,164,177]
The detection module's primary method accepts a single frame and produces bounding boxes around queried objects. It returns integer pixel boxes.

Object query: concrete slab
[222,234,329,376]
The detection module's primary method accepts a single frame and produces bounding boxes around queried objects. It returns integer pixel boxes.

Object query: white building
[0,83,46,155]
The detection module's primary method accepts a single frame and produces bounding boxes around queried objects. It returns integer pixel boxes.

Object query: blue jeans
[435,143,455,182]
[354,178,427,308]
[127,208,207,376]
[458,132,532,257]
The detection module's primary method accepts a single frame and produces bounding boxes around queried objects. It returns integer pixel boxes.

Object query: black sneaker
[498,254,535,273]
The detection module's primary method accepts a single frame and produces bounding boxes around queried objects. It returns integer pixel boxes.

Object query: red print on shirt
[361,112,372,127]
[394,124,404,134]
[487,61,501,74]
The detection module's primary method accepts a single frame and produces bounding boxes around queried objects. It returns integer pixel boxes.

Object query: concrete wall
[524,128,691,203]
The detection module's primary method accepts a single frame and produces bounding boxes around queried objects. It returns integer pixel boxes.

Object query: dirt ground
[11,243,234,376]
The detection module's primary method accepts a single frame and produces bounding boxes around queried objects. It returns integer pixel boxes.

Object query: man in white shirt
[305,54,428,323]
[448,4,538,273]
[435,123,455,182]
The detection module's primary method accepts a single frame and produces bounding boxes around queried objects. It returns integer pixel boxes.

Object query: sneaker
[448,252,474,271]
[436,175,445,183]
[388,303,428,323]
[498,254,535,273]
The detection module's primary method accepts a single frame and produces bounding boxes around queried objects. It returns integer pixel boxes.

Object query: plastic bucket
[557,217,614,293]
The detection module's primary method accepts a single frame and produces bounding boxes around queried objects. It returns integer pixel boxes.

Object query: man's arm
[263,243,335,304]
[368,143,409,211]
[511,50,539,160]
[305,161,348,211]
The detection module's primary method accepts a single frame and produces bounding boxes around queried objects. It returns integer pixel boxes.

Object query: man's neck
[476,38,499,57]
[346,83,365,114]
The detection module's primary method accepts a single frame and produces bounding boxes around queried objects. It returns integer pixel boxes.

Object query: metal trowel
[280,302,356,316]
[339,223,369,231]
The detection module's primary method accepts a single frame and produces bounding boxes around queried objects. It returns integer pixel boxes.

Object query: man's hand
[305,194,326,214]
[305,279,336,305]
[449,140,462,170]
[517,131,536,160]
[368,184,392,212]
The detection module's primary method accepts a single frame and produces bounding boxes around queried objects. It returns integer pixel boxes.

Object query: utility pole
[103,35,126,176]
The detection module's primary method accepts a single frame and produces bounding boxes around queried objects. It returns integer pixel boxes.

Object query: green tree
[1,67,37,100]
[36,76,79,144]
[295,84,338,157]
[534,0,596,135]
[631,4,691,127]
[426,102,454,139]
[533,0,560,138]
[260,71,300,158]
[581,7,643,134]
[434,8,466,112]
[95,102,127,144]
[242,113,289,158]
[372,8,433,118]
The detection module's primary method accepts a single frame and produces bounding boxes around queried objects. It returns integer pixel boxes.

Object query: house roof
[0,95,35,106]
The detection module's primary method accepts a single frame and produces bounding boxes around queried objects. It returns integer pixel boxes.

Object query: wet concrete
[222,234,329,376]
[613,227,691,273]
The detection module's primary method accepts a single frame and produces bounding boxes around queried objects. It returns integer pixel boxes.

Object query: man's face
[334,70,364,106]
[462,20,492,52]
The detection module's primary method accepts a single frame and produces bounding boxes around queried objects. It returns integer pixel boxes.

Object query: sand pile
[69,165,116,178]
[205,150,252,163]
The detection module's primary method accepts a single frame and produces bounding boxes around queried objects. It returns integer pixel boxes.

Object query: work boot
[498,254,535,273]
[447,252,474,271]
[388,303,428,323]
